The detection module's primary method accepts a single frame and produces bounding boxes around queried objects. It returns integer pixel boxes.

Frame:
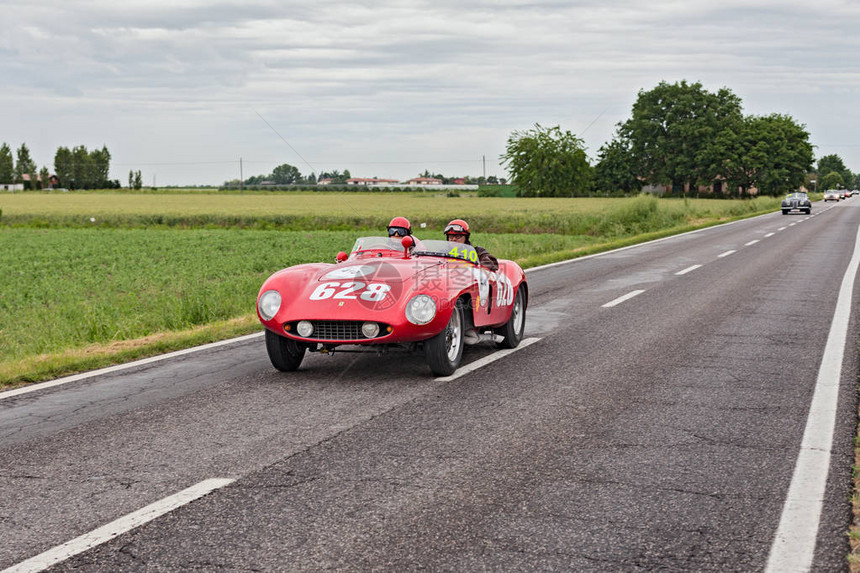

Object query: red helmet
[388,216,411,237]
[444,219,470,240]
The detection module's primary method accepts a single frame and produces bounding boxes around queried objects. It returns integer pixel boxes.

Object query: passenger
[444,219,498,271]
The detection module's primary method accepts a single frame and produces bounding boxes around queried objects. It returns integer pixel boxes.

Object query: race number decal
[310,281,392,302]
[495,274,515,307]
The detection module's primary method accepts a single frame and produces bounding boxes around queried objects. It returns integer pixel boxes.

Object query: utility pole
[240,157,244,192]
[482,155,486,180]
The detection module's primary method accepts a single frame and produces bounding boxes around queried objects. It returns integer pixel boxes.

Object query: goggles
[444,224,467,235]
[388,227,409,237]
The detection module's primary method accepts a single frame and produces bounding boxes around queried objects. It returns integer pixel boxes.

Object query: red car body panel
[256,237,526,346]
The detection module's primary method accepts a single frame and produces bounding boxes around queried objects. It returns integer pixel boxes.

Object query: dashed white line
[435,337,541,382]
[764,220,860,572]
[2,479,235,573]
[778,226,787,231]
[717,250,737,258]
[602,290,646,308]
[765,233,775,238]
[675,265,702,276]
[745,240,760,246]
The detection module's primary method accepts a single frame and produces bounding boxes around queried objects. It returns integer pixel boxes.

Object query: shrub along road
[0,201,857,571]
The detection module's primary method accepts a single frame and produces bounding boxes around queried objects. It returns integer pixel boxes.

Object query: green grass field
[0,191,784,387]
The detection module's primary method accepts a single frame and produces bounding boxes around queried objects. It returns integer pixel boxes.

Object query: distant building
[346,178,401,186]
[406,177,443,185]
[1,183,24,191]
[317,178,334,185]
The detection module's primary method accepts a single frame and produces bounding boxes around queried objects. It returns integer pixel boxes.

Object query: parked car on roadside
[781,192,812,215]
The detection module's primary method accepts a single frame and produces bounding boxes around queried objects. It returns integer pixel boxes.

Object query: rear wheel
[425,300,465,376]
[265,329,306,371]
[495,287,526,349]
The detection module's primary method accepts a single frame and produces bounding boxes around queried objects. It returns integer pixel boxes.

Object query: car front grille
[286,320,388,341]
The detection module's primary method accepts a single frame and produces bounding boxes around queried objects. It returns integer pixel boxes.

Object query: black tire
[804,209,811,214]
[495,287,526,349]
[782,210,789,215]
[265,329,305,372]
[424,300,465,376]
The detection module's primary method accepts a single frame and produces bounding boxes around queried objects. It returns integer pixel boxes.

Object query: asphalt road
[2,201,859,572]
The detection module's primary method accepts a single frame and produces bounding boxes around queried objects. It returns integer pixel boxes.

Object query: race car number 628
[310,281,391,301]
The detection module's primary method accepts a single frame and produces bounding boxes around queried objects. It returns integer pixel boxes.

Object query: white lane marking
[0,332,265,401]
[717,250,736,258]
[675,265,702,276]
[745,240,760,246]
[602,290,646,308]
[765,233,775,238]
[764,221,860,572]
[2,478,235,573]
[778,226,787,231]
[435,337,541,382]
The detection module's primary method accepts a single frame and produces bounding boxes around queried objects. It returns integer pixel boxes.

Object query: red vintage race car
[256,235,528,376]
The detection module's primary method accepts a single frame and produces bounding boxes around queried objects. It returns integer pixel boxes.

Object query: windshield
[413,240,480,264]
[350,236,406,254]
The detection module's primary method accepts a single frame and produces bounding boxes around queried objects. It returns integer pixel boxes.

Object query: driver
[444,219,498,271]
[387,216,414,239]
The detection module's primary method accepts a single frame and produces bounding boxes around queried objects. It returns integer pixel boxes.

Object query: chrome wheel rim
[445,310,462,362]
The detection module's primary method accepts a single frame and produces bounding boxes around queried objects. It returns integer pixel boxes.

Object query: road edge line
[764,219,860,572]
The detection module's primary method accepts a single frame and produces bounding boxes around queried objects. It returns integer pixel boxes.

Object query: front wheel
[265,329,306,371]
[495,287,526,349]
[782,210,789,215]
[424,300,465,376]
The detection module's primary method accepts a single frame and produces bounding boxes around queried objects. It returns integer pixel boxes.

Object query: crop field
[0,191,784,387]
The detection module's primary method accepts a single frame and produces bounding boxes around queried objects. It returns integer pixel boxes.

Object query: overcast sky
[3,0,860,186]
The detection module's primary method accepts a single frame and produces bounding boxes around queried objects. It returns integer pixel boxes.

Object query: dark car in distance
[781,192,812,215]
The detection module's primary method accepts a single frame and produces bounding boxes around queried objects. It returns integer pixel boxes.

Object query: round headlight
[361,322,380,338]
[296,320,314,338]
[258,290,281,321]
[405,295,437,325]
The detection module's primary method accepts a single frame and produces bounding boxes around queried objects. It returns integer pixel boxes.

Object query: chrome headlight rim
[405,294,437,325]
[258,289,281,321]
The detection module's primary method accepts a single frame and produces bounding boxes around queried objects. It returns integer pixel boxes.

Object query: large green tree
[821,171,844,190]
[619,80,743,192]
[500,123,592,196]
[0,143,13,183]
[817,154,852,187]
[717,114,813,196]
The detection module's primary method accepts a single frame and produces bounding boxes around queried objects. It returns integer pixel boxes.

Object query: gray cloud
[2,0,860,184]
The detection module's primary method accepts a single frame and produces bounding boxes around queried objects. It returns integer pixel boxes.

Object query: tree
[38,166,49,190]
[133,170,143,190]
[129,170,134,189]
[54,146,74,188]
[500,123,592,196]
[271,163,301,184]
[821,171,844,190]
[594,133,640,193]
[817,154,852,187]
[0,143,13,183]
[718,114,813,196]
[15,144,37,189]
[620,81,743,192]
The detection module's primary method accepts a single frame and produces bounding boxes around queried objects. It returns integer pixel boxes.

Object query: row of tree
[0,143,121,189]
[502,80,858,197]
[231,167,504,188]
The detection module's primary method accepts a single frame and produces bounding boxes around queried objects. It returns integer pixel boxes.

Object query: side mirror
[336,251,348,263]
